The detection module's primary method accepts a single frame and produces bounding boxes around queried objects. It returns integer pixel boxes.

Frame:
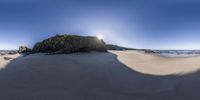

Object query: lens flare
[97,35,103,40]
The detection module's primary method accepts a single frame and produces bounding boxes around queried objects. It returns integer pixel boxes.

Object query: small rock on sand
[4,57,13,60]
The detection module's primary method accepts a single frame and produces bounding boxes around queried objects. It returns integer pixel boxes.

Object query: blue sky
[0,0,200,50]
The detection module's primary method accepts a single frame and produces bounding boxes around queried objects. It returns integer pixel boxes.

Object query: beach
[0,50,200,100]
[111,50,200,75]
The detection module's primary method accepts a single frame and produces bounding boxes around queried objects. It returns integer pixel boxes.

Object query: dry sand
[0,51,200,100]
[0,54,21,70]
[111,50,200,75]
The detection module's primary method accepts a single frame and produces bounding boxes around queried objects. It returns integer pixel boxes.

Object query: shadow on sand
[0,52,200,100]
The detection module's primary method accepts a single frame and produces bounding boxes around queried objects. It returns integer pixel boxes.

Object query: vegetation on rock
[33,34,107,54]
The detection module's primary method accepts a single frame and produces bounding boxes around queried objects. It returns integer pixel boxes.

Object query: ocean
[152,50,200,57]
[0,50,18,55]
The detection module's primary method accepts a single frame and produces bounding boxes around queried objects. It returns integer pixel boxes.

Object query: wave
[146,50,200,57]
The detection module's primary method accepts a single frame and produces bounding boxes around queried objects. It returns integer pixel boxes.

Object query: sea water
[153,50,200,57]
[0,50,17,55]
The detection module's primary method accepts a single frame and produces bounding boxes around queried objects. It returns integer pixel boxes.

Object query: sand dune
[0,51,200,100]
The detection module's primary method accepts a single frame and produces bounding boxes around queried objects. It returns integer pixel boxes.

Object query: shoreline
[110,50,200,75]
[149,52,200,58]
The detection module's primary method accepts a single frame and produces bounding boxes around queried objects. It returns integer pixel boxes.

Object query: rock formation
[33,34,107,54]
[4,57,13,60]
[18,46,32,53]
[106,44,135,50]
[144,49,157,53]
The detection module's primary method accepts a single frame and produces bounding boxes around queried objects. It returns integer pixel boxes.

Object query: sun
[97,35,103,40]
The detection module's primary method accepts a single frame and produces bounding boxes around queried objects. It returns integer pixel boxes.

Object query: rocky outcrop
[18,46,32,53]
[32,34,107,54]
[106,44,135,50]
[4,57,13,60]
[144,49,157,53]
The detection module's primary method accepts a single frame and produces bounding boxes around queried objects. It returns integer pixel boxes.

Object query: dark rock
[4,57,13,60]
[144,49,157,53]
[8,51,18,55]
[106,44,135,50]
[33,34,107,54]
[18,46,32,53]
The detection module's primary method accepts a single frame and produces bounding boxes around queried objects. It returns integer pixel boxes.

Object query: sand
[0,51,200,100]
[111,50,200,75]
[0,54,21,70]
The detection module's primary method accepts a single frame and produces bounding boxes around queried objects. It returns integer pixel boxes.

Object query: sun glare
[97,35,103,40]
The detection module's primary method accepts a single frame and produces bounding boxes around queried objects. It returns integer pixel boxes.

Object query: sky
[1,0,200,50]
